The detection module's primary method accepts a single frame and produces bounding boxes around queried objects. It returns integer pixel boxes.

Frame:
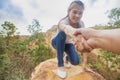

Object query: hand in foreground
[73,35,93,52]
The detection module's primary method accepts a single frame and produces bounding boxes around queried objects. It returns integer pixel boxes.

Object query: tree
[107,8,120,27]
[1,21,17,45]
[27,19,42,34]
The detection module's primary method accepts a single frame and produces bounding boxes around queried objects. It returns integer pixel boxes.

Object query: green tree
[107,8,120,27]
[27,19,42,34]
[1,21,17,45]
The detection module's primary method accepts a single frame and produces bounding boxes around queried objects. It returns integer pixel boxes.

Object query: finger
[73,31,78,36]
[80,37,92,51]
[84,42,93,51]
[82,39,93,51]
[73,40,78,46]
[75,37,84,52]
[78,42,84,51]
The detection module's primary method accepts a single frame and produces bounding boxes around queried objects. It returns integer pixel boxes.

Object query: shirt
[52,17,84,43]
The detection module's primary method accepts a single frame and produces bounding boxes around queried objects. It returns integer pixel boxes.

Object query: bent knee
[51,38,56,49]
[71,59,80,65]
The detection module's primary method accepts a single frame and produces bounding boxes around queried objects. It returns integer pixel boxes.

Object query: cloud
[0,0,24,22]
[10,0,73,34]
[88,0,97,6]
[82,0,120,27]
[0,0,120,35]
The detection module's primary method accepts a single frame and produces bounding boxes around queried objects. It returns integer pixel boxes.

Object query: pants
[51,31,80,67]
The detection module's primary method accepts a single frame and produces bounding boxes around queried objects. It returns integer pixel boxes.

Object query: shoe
[64,62,71,68]
[52,69,67,79]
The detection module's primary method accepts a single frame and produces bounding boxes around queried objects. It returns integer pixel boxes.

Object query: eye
[79,12,83,15]
[73,10,78,14]
[72,10,83,15]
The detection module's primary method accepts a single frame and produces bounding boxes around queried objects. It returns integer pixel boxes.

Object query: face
[68,4,84,24]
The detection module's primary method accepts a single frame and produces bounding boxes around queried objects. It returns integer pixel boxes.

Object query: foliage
[27,19,42,34]
[28,43,53,65]
[99,50,120,69]
[88,49,120,80]
[1,21,17,36]
[93,8,120,30]
[1,21,17,46]
[27,32,54,65]
[0,7,120,80]
[107,8,120,27]
[90,8,120,80]
[0,20,54,80]
[0,36,5,54]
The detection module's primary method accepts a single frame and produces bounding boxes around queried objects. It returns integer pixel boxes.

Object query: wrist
[81,28,97,39]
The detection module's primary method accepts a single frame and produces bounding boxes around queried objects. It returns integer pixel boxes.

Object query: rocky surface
[31,58,96,80]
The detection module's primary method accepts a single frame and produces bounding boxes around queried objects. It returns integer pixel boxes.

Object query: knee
[51,38,56,49]
[71,58,80,65]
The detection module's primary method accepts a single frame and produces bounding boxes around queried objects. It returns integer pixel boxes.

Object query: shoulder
[57,16,69,30]
[59,17,69,25]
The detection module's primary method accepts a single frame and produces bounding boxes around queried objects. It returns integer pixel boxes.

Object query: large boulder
[31,58,97,80]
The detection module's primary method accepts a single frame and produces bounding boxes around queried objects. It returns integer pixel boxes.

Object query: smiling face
[68,3,84,25]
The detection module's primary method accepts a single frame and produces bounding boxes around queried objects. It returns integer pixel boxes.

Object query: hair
[68,0,84,10]
[58,0,84,28]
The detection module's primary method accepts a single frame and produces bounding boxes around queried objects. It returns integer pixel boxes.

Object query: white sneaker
[52,69,67,79]
[64,62,71,68]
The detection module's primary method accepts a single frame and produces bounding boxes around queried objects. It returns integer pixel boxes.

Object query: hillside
[30,25,107,80]
[1,25,119,80]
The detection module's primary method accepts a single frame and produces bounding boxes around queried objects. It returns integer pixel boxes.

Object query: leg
[51,31,67,78]
[51,31,66,67]
[65,44,80,65]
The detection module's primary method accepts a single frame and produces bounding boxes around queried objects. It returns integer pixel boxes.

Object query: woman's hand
[63,25,78,38]
[73,35,93,52]
[62,24,93,52]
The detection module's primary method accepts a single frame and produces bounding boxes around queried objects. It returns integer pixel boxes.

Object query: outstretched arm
[58,24,77,38]
[59,24,92,51]
[74,28,120,55]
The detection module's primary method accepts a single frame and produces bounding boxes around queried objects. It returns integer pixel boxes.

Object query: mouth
[73,18,80,23]
[73,17,80,21]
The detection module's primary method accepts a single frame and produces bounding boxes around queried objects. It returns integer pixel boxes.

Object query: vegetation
[88,8,120,80]
[0,8,120,80]
[0,19,54,80]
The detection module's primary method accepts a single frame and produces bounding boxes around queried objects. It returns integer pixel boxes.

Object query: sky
[0,0,120,35]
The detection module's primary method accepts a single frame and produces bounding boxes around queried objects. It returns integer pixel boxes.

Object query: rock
[31,58,96,80]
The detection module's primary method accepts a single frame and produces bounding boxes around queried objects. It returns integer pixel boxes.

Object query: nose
[75,13,80,18]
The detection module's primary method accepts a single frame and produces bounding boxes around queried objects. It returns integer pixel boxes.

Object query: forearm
[59,24,76,37]
[87,29,120,54]
[77,28,98,40]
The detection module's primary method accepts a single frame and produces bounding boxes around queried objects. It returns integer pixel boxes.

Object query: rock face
[31,58,96,80]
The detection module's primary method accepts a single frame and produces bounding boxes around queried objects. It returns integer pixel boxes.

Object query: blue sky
[0,0,120,35]
[0,0,24,21]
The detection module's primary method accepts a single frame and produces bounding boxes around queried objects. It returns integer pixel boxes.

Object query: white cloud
[10,0,73,34]
[82,0,120,27]
[1,0,120,35]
